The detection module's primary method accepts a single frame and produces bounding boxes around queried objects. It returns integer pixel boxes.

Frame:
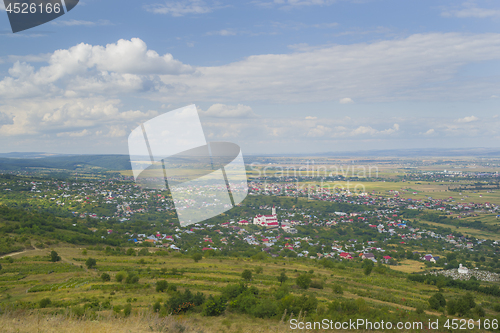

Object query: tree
[50,250,61,262]
[85,257,96,269]
[116,271,126,283]
[255,266,264,274]
[156,280,168,292]
[363,265,373,276]
[296,273,311,289]
[428,292,446,310]
[277,272,288,285]
[193,253,203,263]
[0,263,2,271]
[242,269,252,281]
[101,273,111,282]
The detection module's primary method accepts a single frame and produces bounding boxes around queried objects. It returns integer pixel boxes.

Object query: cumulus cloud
[339,97,354,104]
[0,38,192,99]
[457,115,478,123]
[199,104,256,118]
[144,0,213,16]
[0,97,158,137]
[305,116,317,119]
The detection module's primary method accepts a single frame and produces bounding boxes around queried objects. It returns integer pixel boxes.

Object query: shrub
[167,284,177,293]
[167,289,205,314]
[203,295,227,316]
[156,280,168,292]
[50,251,61,262]
[296,274,311,289]
[126,248,136,256]
[474,306,486,317]
[416,305,425,314]
[101,273,111,282]
[125,274,139,284]
[242,269,252,281]
[277,272,288,285]
[153,301,161,313]
[223,283,247,300]
[116,272,126,283]
[310,280,324,289]
[39,298,51,308]
[123,304,132,317]
[428,292,446,310]
[252,300,278,318]
[255,266,263,274]
[192,253,203,263]
[85,258,96,269]
[332,284,343,295]
[279,294,317,315]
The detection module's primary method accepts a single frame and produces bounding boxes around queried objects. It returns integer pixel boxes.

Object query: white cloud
[442,2,500,18]
[154,33,500,104]
[339,97,354,104]
[457,115,478,123]
[305,116,317,119]
[50,19,112,26]
[423,128,435,136]
[206,29,237,36]
[0,97,158,137]
[144,0,213,16]
[199,104,256,118]
[0,38,192,99]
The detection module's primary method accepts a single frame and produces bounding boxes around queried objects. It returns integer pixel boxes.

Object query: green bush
[125,274,139,284]
[167,289,205,314]
[203,295,227,316]
[50,251,61,262]
[192,253,203,262]
[332,284,343,295]
[123,304,132,317]
[279,294,317,315]
[153,301,161,313]
[100,273,111,282]
[39,297,51,308]
[296,274,311,289]
[252,300,277,318]
[428,292,446,310]
[156,280,168,292]
[310,280,324,289]
[85,258,96,269]
[115,272,126,283]
[242,269,252,281]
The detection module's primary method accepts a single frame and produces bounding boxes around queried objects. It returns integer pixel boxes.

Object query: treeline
[408,274,500,297]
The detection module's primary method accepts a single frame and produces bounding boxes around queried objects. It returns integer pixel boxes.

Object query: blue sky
[1,0,500,154]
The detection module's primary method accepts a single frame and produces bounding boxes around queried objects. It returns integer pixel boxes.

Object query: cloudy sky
[1,0,500,154]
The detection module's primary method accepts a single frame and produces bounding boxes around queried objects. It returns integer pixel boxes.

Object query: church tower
[272,205,276,216]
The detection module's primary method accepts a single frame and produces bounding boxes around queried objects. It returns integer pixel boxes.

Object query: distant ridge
[0,154,131,171]
[246,148,500,158]
[1,147,500,172]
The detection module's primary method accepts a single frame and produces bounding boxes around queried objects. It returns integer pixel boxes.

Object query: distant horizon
[3,146,500,158]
